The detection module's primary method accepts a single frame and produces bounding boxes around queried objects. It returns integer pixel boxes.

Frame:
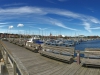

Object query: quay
[0,40,100,75]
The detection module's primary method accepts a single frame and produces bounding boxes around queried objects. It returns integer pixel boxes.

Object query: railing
[0,41,30,75]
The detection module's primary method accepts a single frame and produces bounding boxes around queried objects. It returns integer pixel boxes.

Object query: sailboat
[27,36,43,44]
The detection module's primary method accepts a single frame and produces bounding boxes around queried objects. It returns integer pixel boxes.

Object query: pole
[42,30,43,40]
[1,64,5,75]
[77,50,80,64]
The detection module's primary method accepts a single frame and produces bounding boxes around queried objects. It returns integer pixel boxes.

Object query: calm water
[75,39,100,57]
[44,39,100,57]
[75,39,100,51]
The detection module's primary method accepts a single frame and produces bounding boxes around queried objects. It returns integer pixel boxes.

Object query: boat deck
[2,41,100,75]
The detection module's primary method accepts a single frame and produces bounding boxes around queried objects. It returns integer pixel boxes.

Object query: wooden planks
[81,48,100,66]
[2,41,100,75]
[84,48,100,58]
[39,45,74,63]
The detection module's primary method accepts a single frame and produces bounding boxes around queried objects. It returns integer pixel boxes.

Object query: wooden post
[1,64,5,75]
[13,62,17,75]
[1,47,4,55]
[0,59,5,75]
[5,52,8,64]
[77,50,80,64]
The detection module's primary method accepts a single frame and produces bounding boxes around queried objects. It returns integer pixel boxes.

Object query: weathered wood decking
[2,41,100,75]
[81,48,100,66]
[39,46,74,64]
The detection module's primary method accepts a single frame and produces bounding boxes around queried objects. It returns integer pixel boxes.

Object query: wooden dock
[1,41,100,75]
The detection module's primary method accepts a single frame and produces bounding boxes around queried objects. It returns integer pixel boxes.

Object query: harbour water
[75,39,100,57]
[75,39,100,50]
[45,39,100,51]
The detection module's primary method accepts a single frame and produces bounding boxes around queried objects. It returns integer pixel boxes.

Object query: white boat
[63,41,74,47]
[55,40,63,46]
[27,38,34,43]
[26,36,40,43]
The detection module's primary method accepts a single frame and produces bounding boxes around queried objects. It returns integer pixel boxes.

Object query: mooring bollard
[77,50,80,64]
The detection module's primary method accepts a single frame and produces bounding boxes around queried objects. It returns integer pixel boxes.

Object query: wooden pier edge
[0,40,30,75]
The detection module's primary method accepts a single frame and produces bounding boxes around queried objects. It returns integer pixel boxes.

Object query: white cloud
[0,6,100,24]
[38,28,48,30]
[35,17,79,31]
[0,23,7,24]
[83,22,91,33]
[0,25,8,28]
[0,6,99,24]
[49,18,79,31]
[44,8,100,32]
[17,24,24,27]
[82,22,100,32]
[0,6,47,15]
[9,25,13,29]
[89,18,100,24]
[90,27,100,30]
[50,9,100,24]
[0,6,100,32]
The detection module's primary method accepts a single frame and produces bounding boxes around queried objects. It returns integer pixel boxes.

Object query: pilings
[77,50,80,64]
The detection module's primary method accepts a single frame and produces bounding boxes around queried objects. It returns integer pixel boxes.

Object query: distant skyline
[0,0,100,36]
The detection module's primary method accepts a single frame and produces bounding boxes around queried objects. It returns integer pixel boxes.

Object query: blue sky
[0,0,100,36]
